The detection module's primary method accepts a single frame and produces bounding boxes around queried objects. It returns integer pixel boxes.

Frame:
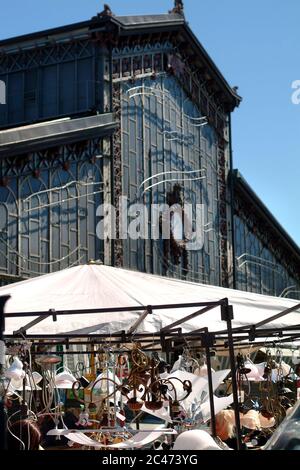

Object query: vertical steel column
[203,333,216,437]
[0,296,10,451]
[221,300,243,450]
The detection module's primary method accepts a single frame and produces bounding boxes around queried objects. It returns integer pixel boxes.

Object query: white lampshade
[243,360,264,382]
[5,357,25,381]
[55,371,77,389]
[10,373,42,391]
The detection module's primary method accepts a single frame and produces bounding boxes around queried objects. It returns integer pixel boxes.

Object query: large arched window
[78,161,104,263]
[0,185,18,276]
[50,167,79,271]
[20,175,50,276]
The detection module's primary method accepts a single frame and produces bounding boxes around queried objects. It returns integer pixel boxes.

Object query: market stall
[1,264,300,451]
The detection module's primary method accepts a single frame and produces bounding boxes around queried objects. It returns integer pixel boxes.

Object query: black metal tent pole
[202,332,217,437]
[221,299,243,451]
[0,296,10,452]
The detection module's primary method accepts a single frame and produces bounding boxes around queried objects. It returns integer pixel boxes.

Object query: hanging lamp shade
[5,357,25,381]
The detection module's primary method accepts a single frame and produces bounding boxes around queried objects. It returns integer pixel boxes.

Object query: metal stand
[0,296,10,451]
[203,333,217,437]
[221,301,243,451]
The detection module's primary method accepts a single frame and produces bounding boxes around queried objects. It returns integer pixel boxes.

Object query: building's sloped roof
[0,13,184,47]
[0,10,241,110]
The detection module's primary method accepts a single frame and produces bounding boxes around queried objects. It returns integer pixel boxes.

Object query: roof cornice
[0,12,241,110]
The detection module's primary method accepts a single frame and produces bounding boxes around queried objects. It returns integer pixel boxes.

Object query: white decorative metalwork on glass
[126,85,208,127]
[22,180,104,213]
[139,169,206,196]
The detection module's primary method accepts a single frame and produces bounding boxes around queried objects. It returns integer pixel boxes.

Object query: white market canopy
[1,263,300,337]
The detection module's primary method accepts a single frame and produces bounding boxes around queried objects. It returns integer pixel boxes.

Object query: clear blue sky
[1,0,299,246]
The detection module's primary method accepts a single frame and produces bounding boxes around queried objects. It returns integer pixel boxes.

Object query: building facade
[0,3,299,299]
[233,171,300,299]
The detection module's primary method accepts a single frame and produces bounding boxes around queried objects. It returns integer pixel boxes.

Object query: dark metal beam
[160,301,226,332]
[13,315,51,336]
[127,307,152,335]
[254,302,300,329]
[5,300,225,318]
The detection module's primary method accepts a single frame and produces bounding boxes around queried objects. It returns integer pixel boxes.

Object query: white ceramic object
[173,430,222,450]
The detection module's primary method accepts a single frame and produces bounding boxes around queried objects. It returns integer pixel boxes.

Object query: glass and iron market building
[0,3,299,300]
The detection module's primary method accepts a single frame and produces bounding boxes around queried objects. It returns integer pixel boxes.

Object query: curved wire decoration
[139,169,206,190]
[22,180,104,214]
[23,180,96,203]
[0,246,85,276]
[280,290,300,299]
[126,85,208,127]
[203,222,214,234]
[163,130,195,145]
[236,253,299,298]
[279,286,299,298]
[0,235,83,266]
[236,253,287,277]
[141,176,206,196]
[138,169,207,198]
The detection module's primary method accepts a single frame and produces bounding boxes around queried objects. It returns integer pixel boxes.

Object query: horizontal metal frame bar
[5,300,227,319]
[4,332,183,341]
[30,348,161,355]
